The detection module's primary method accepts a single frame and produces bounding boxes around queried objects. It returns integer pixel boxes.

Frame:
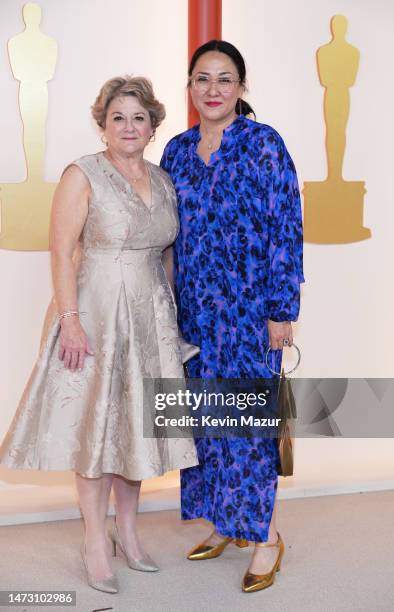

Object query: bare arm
[49,165,91,370]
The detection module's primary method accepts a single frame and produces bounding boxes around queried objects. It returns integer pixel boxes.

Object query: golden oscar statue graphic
[0,2,58,250]
[303,15,371,243]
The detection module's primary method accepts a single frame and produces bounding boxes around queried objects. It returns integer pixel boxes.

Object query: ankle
[208,530,229,543]
[254,536,280,551]
[84,533,107,549]
[115,520,138,544]
[115,514,135,531]
[269,532,280,545]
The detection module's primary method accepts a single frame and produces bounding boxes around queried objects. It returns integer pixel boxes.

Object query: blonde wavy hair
[91,75,165,133]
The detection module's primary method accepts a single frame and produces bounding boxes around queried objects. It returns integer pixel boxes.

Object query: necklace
[200,115,238,151]
[129,172,144,183]
[200,129,221,151]
[106,151,146,184]
[203,137,217,150]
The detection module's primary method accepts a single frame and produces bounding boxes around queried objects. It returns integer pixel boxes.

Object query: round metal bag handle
[265,343,301,376]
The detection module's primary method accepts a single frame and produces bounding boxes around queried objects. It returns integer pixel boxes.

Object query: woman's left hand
[267,320,293,350]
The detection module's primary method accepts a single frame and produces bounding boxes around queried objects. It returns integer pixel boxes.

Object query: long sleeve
[264,134,304,322]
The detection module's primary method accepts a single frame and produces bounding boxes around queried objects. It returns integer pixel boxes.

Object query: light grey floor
[1,490,394,612]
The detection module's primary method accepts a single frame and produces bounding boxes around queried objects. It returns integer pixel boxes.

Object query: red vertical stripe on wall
[188,0,222,127]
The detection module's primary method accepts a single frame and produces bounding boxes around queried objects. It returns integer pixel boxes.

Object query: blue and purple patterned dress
[161,114,304,542]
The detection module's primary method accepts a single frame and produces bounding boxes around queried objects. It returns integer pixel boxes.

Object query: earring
[149,133,156,142]
[101,134,108,146]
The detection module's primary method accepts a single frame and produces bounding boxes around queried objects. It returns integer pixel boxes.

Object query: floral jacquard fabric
[161,115,304,541]
[0,152,198,480]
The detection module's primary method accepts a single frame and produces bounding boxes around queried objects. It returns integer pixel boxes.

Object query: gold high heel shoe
[109,519,159,572]
[80,545,118,594]
[242,532,284,593]
[187,531,249,560]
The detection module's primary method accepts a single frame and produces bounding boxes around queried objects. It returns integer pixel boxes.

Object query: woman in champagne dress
[0,76,198,594]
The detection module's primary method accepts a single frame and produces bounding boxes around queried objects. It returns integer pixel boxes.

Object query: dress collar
[192,113,248,144]
[190,114,248,164]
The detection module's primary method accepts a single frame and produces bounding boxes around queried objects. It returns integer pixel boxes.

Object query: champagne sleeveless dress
[0,152,198,480]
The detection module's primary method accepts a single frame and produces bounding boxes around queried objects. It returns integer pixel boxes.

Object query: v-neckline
[100,151,153,211]
[196,144,217,167]
[194,114,246,167]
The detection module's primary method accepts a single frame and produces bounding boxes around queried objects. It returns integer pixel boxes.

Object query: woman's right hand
[58,317,94,371]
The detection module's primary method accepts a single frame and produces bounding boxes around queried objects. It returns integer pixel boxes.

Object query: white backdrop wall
[1,0,394,496]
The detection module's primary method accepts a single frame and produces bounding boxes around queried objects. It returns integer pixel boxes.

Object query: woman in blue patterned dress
[161,40,304,593]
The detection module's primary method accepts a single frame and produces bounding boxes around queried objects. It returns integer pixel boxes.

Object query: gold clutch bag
[266,344,301,477]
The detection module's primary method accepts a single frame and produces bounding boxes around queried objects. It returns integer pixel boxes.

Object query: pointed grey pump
[80,545,119,594]
[109,520,159,572]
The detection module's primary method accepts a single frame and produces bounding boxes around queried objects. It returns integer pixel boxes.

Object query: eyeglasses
[190,76,241,94]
